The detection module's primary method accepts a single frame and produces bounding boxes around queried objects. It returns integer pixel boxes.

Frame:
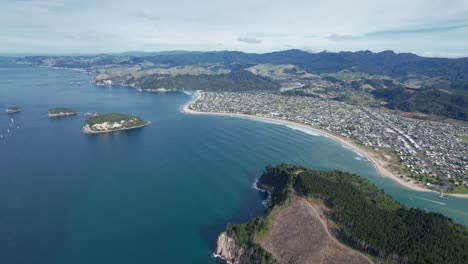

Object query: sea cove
[0,58,467,264]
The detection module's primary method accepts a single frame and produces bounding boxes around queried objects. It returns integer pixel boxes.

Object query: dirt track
[259,196,372,264]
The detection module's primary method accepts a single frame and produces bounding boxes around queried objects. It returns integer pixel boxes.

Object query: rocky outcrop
[215,232,249,264]
[48,112,77,117]
[5,107,21,114]
[215,232,278,264]
[215,232,262,264]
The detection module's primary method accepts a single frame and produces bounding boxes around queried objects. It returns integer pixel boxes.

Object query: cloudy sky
[1,0,468,57]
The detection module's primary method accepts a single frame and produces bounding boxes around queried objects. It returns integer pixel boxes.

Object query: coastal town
[189,91,468,193]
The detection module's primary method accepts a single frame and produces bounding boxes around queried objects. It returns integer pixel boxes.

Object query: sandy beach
[182,91,468,198]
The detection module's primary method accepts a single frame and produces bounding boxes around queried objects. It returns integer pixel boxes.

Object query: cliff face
[215,232,250,264]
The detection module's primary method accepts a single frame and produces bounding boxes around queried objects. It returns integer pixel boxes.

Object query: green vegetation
[461,135,468,143]
[449,185,468,195]
[225,165,299,263]
[85,113,148,128]
[296,165,468,263]
[129,70,280,91]
[227,164,468,264]
[409,172,441,185]
[226,218,277,264]
[84,113,149,133]
[48,107,76,114]
[372,87,468,121]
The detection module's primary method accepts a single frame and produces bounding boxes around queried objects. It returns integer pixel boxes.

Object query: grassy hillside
[129,70,280,91]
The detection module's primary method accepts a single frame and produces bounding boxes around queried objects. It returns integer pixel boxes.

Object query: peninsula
[48,107,77,117]
[83,113,149,134]
[5,106,21,114]
[215,164,468,264]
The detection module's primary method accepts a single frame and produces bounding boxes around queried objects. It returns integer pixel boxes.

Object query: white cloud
[237,36,262,44]
[0,0,467,56]
[326,34,360,42]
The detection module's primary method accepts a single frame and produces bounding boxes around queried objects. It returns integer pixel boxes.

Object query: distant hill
[140,49,468,84]
[17,49,468,84]
[129,70,280,91]
[110,50,204,57]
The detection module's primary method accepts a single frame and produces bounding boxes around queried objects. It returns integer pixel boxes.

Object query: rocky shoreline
[48,112,77,117]
[215,232,248,264]
[5,107,21,114]
[82,122,150,134]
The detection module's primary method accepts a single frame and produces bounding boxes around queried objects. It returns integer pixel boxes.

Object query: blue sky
[1,0,468,57]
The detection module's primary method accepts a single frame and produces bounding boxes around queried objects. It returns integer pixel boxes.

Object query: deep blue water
[0,58,467,264]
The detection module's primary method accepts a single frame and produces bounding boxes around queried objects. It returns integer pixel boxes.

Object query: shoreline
[6,109,21,114]
[82,122,150,134]
[48,112,77,117]
[182,91,468,198]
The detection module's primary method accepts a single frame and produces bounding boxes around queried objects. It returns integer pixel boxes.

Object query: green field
[450,185,468,194]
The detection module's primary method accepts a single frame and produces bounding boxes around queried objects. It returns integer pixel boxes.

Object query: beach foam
[252,177,271,208]
[285,124,322,137]
[342,143,368,160]
[236,116,283,126]
[212,253,232,264]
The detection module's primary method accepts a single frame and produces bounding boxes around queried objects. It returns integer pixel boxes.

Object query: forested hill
[227,164,468,264]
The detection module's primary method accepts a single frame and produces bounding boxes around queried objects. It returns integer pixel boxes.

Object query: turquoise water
[0,58,466,264]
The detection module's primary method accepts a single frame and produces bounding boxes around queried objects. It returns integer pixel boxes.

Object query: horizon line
[1,49,467,59]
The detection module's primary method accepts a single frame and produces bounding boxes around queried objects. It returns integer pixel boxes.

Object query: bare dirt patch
[259,196,372,264]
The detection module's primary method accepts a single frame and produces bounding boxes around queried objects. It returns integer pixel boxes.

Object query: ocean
[0,58,466,264]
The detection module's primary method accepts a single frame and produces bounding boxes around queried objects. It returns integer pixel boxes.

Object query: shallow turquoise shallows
[0,58,466,264]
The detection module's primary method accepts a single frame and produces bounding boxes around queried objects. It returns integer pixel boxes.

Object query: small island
[83,113,149,134]
[48,107,77,117]
[5,106,21,114]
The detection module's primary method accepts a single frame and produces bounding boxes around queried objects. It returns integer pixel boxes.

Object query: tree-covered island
[48,107,77,117]
[83,113,149,134]
[5,106,21,114]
